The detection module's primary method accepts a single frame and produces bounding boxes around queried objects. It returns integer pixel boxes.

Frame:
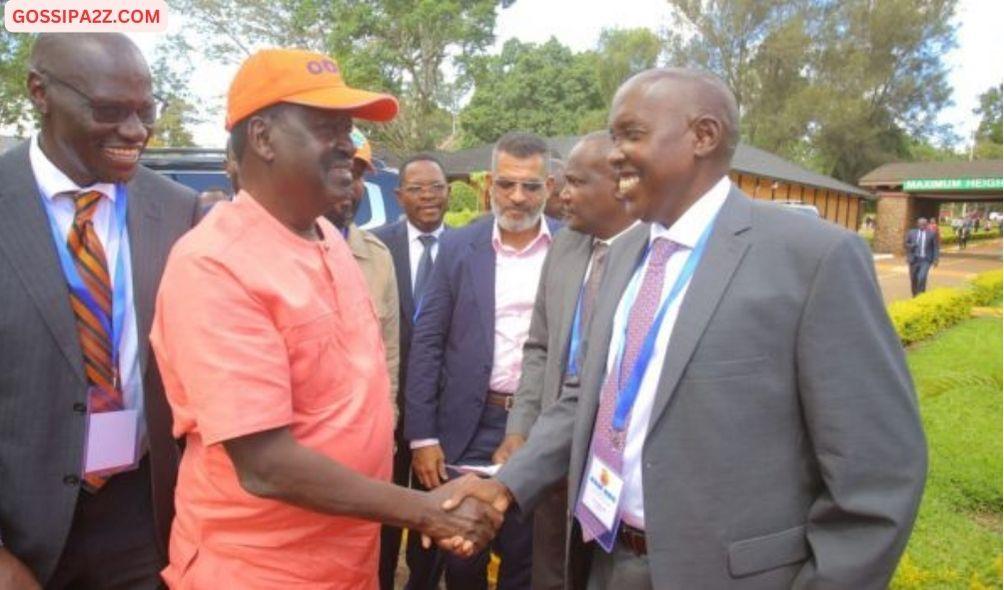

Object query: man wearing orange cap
[150,48,500,589]
[325,127,400,420]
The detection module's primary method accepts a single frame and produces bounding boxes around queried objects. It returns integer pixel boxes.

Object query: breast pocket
[284,315,344,411]
[683,355,769,381]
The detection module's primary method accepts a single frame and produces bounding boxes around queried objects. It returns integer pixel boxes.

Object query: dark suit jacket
[904,228,939,264]
[404,215,561,463]
[0,141,199,583]
[499,188,926,589]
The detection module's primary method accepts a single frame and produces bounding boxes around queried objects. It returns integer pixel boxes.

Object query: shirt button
[72,402,86,414]
[63,474,80,486]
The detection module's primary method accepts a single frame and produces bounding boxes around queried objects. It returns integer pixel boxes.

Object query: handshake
[415,474,514,557]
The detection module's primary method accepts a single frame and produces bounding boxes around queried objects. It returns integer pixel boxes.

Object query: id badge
[581,454,625,552]
[82,395,140,476]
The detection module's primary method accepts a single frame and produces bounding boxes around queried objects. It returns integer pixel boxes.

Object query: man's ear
[26,70,50,115]
[247,116,275,163]
[692,114,723,159]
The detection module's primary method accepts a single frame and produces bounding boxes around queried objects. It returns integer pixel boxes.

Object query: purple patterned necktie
[575,237,678,542]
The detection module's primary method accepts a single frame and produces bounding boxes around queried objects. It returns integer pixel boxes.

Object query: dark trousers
[531,488,567,590]
[379,441,445,590]
[585,543,653,590]
[47,457,164,590]
[909,260,932,296]
[444,404,532,590]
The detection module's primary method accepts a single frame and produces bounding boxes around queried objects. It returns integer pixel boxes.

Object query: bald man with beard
[0,34,199,589]
[445,68,926,589]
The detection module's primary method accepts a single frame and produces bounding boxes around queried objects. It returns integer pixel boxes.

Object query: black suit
[371,219,447,590]
[0,141,198,587]
[904,227,939,296]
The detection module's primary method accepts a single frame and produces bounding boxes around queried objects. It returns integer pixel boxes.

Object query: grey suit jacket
[498,187,927,589]
[0,141,199,583]
[506,227,594,437]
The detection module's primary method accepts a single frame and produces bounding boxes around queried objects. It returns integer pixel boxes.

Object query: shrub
[888,288,973,345]
[969,270,1003,306]
[444,210,484,227]
[448,181,480,213]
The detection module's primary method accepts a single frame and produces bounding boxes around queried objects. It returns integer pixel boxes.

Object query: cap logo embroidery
[306,60,339,75]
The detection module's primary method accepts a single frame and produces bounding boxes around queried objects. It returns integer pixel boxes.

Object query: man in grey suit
[0,34,199,589]
[492,132,637,590]
[445,68,926,589]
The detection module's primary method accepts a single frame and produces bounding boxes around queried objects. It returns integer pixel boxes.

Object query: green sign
[903,177,1003,191]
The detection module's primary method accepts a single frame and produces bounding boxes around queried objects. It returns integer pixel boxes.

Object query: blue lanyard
[610,215,718,431]
[40,185,129,387]
[566,285,587,378]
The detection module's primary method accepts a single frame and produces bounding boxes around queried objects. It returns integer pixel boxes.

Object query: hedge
[939,230,1000,247]
[888,270,1003,345]
[444,209,483,227]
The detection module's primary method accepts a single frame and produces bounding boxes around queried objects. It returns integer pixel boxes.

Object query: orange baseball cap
[226,48,398,130]
[351,127,374,171]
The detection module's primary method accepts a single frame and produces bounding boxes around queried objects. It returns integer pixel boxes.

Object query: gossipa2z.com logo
[4,0,168,33]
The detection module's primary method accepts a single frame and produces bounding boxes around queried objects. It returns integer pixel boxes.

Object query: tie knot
[418,234,437,248]
[73,190,104,223]
[648,237,678,267]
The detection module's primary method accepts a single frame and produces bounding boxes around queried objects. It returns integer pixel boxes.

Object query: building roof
[422,135,872,198]
[859,160,1002,187]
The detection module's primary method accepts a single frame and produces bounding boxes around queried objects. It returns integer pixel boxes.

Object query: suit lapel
[555,235,592,363]
[646,189,752,435]
[389,222,415,323]
[125,174,164,376]
[0,142,85,382]
[468,222,496,350]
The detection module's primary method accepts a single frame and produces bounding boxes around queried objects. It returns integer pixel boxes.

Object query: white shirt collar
[492,216,552,253]
[406,220,445,244]
[649,175,731,249]
[30,133,117,202]
[595,220,642,247]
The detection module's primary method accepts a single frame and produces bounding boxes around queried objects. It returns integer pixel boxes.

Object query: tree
[458,38,605,147]
[148,38,203,147]
[0,32,35,134]
[594,28,663,104]
[163,0,513,151]
[972,84,1002,159]
[665,0,959,183]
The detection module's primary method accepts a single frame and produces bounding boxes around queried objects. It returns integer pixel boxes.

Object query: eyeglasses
[402,183,448,197]
[44,72,161,126]
[492,178,545,194]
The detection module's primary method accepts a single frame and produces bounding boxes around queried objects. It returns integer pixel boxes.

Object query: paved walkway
[873,238,1002,303]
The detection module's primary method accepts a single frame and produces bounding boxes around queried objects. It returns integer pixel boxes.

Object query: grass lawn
[891,317,1003,589]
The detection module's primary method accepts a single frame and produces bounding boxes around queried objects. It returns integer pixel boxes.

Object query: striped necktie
[68,190,124,490]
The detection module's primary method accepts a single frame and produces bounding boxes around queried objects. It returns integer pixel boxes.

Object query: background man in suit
[372,153,451,590]
[904,217,939,296]
[0,33,200,589]
[325,128,400,417]
[446,68,926,589]
[405,132,562,589]
[492,132,637,590]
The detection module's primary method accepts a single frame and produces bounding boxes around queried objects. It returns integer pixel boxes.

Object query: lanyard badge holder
[579,216,718,552]
[40,185,140,477]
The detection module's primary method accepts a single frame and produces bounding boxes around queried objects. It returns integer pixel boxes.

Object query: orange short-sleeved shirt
[150,191,393,589]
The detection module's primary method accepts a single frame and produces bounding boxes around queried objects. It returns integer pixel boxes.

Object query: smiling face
[396,159,449,233]
[607,79,697,224]
[268,105,357,221]
[32,43,155,185]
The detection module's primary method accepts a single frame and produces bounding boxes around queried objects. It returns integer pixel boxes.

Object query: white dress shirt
[406,220,445,294]
[29,134,146,443]
[604,175,730,528]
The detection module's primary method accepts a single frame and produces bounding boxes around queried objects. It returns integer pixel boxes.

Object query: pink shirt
[151,191,393,589]
[489,221,552,393]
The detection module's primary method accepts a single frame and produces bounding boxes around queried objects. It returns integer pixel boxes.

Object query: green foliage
[594,28,663,104]
[444,209,483,227]
[0,32,35,133]
[458,38,606,147]
[447,181,480,212]
[886,271,1003,345]
[148,38,203,147]
[665,0,959,183]
[890,318,1003,589]
[973,85,1002,145]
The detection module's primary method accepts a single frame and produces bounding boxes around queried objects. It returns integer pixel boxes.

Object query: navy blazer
[404,214,562,463]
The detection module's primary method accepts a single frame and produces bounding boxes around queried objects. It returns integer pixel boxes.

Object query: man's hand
[0,548,40,590]
[492,434,526,465]
[417,475,504,556]
[412,444,448,489]
[442,474,513,514]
